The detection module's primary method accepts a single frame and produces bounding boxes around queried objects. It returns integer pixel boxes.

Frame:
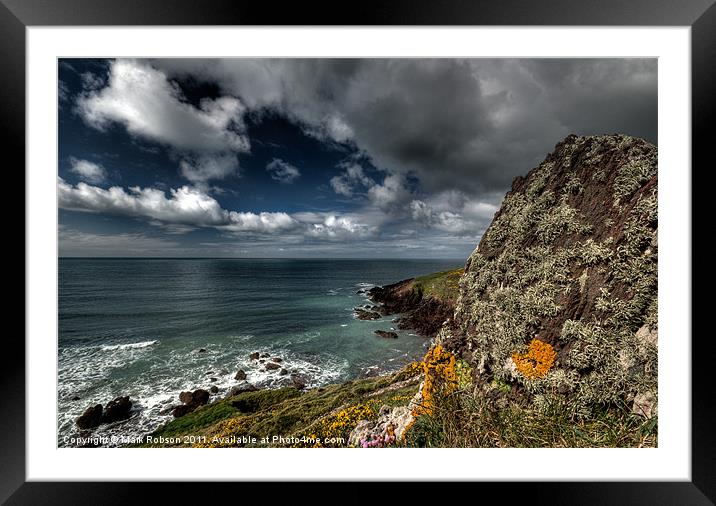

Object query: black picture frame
[5,0,712,503]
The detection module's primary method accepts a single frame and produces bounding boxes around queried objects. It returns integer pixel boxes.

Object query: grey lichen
[613,147,657,205]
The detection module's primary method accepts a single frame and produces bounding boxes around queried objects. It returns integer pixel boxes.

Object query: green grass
[413,267,463,301]
[230,387,302,414]
[149,402,241,439]
[404,387,657,448]
[130,365,422,447]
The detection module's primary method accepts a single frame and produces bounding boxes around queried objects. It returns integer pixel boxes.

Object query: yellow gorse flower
[291,400,378,447]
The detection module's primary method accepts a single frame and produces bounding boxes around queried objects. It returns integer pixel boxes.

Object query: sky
[58,58,657,259]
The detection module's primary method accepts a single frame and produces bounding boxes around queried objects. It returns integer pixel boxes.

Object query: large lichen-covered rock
[438,134,657,418]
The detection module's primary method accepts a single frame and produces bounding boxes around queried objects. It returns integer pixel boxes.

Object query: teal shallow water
[58,258,460,446]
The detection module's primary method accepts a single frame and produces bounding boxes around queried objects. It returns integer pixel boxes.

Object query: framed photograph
[7,0,712,503]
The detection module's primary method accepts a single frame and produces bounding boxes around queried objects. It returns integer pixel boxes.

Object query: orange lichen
[413,345,458,417]
[512,338,557,378]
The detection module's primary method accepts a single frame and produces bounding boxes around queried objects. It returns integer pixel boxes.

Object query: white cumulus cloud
[58,178,373,240]
[179,153,240,185]
[266,158,301,184]
[69,157,107,184]
[58,177,227,226]
[223,211,298,233]
[329,163,374,197]
[76,58,250,185]
[307,214,375,240]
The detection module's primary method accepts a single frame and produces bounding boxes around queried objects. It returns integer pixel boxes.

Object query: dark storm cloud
[154,58,657,196]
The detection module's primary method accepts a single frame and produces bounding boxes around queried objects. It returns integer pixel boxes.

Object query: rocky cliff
[367,268,462,337]
[438,134,658,419]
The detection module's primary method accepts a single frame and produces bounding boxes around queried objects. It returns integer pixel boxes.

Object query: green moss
[455,359,473,389]
[491,378,512,395]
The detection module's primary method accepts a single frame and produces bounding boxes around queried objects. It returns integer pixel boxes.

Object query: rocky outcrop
[290,373,309,390]
[374,330,398,339]
[348,386,423,447]
[397,297,454,337]
[173,389,210,418]
[226,383,259,398]
[76,396,133,429]
[438,134,658,418]
[102,396,132,424]
[76,404,103,429]
[348,405,413,447]
[354,307,381,320]
[368,279,422,313]
[366,273,458,338]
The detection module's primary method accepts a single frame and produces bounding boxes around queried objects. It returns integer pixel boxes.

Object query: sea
[58,258,461,446]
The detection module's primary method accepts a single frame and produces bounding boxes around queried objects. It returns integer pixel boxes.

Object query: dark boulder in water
[234,370,247,380]
[189,389,210,405]
[249,352,260,360]
[173,389,210,418]
[265,362,281,371]
[374,330,398,339]
[101,396,132,424]
[209,385,219,394]
[354,308,381,320]
[290,373,309,390]
[76,396,133,428]
[76,404,103,429]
